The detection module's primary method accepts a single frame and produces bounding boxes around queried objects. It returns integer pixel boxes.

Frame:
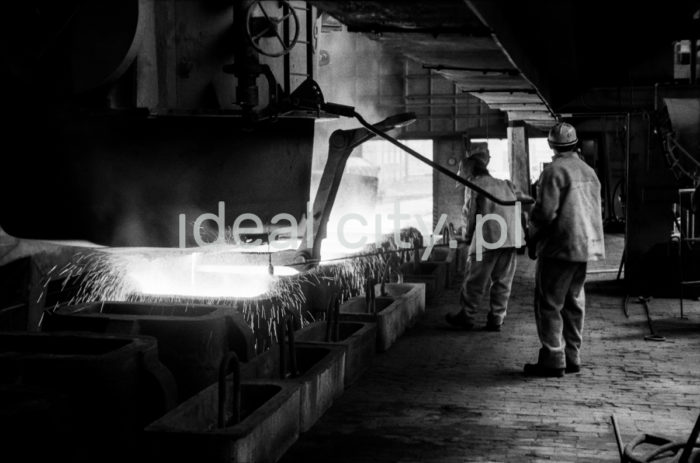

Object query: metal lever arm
[353,112,534,206]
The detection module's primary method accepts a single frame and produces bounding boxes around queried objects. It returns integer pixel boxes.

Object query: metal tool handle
[278,312,298,378]
[611,414,625,461]
[218,351,241,428]
[353,112,534,206]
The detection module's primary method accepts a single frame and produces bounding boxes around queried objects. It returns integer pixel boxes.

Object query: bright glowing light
[50,247,311,352]
[101,249,300,299]
[320,232,371,261]
[217,239,302,253]
[196,264,299,277]
[320,206,382,261]
[320,208,415,262]
[133,265,298,298]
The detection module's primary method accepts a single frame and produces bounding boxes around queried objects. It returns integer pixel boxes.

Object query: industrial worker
[454,148,491,276]
[457,148,491,238]
[524,122,605,378]
[446,154,529,331]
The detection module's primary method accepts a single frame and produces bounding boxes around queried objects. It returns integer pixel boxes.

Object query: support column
[433,138,466,231]
[508,122,531,194]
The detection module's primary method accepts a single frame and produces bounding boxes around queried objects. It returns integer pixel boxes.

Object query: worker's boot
[523,363,564,378]
[484,314,503,331]
[445,309,474,330]
[565,363,581,374]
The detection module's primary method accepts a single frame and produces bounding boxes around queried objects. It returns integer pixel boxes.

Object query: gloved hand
[523,221,536,260]
[527,239,537,260]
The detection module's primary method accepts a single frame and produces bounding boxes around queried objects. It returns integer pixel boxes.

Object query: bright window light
[528,138,554,181]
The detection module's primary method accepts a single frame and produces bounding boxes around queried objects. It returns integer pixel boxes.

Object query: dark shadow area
[649,317,700,337]
[585,278,628,298]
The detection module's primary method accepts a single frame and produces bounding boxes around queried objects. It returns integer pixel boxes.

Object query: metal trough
[0,331,177,463]
[42,301,255,401]
[428,246,458,288]
[400,261,447,303]
[295,320,376,386]
[374,282,426,325]
[338,294,406,353]
[337,282,425,352]
[146,378,300,463]
[240,342,346,433]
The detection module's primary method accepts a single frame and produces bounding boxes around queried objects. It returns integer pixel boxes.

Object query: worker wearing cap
[524,122,605,377]
[457,148,491,236]
[446,153,529,331]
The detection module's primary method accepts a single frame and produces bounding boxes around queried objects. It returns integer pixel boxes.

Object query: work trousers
[460,247,517,325]
[534,258,587,369]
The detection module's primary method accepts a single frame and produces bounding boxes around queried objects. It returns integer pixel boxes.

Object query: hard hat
[548,122,578,149]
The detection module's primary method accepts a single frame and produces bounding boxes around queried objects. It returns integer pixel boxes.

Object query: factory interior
[1,1,700,462]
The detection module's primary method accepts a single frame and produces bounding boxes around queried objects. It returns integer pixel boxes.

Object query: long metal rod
[464,88,538,94]
[610,415,625,461]
[680,190,685,319]
[407,94,482,100]
[641,297,657,335]
[353,112,533,206]
[305,5,313,79]
[679,411,700,463]
[624,112,631,287]
[283,2,290,93]
[639,296,667,342]
[422,64,519,75]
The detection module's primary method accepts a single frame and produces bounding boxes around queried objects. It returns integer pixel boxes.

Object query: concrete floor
[280,234,700,462]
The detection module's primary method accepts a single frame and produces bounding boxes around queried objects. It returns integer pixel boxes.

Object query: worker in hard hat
[446,153,530,331]
[524,122,605,377]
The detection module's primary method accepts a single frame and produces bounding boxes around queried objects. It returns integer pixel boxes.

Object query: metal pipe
[278,318,286,379]
[377,110,507,120]
[333,296,340,341]
[422,64,519,75]
[283,1,290,93]
[412,240,421,273]
[559,112,636,118]
[404,88,544,99]
[380,254,398,297]
[365,276,376,314]
[325,295,334,342]
[324,293,341,343]
[402,102,502,109]
[624,112,631,286]
[679,412,700,463]
[610,415,625,461]
[639,297,667,342]
[406,94,477,100]
[353,111,533,206]
[463,88,538,94]
[305,5,314,79]
[218,351,241,428]
[287,316,298,377]
[654,82,659,111]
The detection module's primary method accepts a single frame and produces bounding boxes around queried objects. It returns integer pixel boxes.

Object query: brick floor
[280,234,700,462]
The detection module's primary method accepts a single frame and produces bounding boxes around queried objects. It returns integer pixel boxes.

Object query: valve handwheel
[245,0,300,57]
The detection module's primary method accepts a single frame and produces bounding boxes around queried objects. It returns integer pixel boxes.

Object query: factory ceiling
[309,0,700,130]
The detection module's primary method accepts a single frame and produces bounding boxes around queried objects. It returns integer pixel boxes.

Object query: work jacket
[529,152,605,262]
[465,175,525,257]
